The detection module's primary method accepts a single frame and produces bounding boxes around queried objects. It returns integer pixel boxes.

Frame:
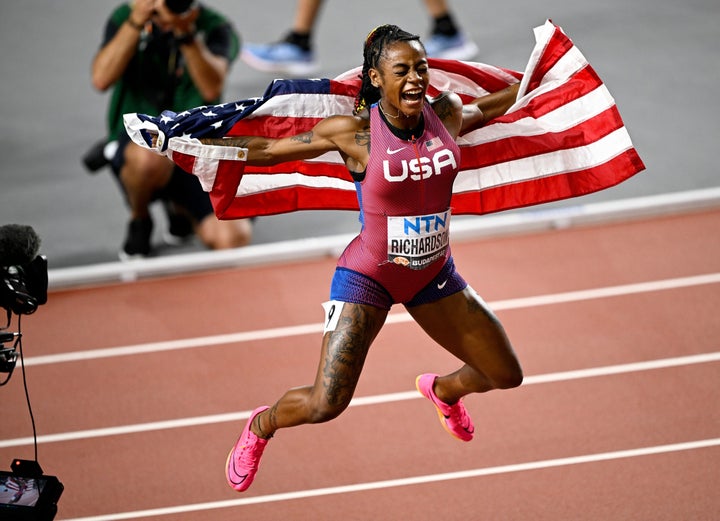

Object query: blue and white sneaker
[424,33,479,61]
[241,41,320,75]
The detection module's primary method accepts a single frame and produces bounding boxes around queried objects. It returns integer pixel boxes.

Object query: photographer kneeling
[91,0,252,259]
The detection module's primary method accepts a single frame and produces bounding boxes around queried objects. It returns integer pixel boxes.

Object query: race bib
[387,209,450,270]
[322,300,344,334]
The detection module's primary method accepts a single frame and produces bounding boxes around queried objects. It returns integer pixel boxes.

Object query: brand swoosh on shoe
[386,146,406,155]
[229,472,248,486]
[443,413,474,434]
[437,279,448,289]
[227,453,249,485]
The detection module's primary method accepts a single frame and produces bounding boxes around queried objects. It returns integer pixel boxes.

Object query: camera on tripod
[1,224,62,519]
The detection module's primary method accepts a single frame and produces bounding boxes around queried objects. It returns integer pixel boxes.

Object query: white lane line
[3,351,718,449]
[24,273,720,367]
[60,438,720,521]
[47,187,720,290]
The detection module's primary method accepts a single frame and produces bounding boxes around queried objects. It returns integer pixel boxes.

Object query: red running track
[2,209,719,520]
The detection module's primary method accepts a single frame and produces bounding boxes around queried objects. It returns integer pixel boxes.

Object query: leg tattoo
[322,305,378,409]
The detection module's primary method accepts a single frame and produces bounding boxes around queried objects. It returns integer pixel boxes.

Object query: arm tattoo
[291,131,313,144]
[355,126,370,152]
[433,96,454,122]
[201,136,255,147]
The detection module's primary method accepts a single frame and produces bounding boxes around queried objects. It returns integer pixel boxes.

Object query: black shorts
[110,133,214,222]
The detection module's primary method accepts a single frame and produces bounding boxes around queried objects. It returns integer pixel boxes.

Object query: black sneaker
[120,217,153,260]
[162,202,194,245]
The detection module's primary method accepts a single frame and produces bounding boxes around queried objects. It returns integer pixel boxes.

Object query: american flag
[124,20,645,219]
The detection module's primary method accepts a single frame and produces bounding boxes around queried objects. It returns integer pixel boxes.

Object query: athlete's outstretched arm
[200,114,364,166]
[461,83,520,132]
[432,82,521,139]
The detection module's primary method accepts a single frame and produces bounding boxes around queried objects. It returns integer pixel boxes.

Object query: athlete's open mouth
[402,89,424,102]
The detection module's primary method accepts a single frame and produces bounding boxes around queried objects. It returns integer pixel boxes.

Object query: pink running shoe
[226,406,270,492]
[415,374,474,442]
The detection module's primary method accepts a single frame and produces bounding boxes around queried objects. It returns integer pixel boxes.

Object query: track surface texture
[2,208,719,520]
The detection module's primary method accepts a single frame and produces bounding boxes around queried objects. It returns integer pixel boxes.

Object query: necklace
[378,101,404,120]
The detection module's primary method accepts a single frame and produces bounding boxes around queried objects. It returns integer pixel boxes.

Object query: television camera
[1,224,62,519]
[1,224,47,380]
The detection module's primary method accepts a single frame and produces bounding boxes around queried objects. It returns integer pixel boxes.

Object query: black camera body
[0,460,63,521]
[0,256,48,316]
[0,331,18,373]
[0,226,60,519]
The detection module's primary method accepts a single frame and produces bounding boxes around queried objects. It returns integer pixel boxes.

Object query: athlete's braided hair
[353,24,423,115]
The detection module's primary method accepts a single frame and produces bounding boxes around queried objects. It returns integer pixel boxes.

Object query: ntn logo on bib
[387,210,450,270]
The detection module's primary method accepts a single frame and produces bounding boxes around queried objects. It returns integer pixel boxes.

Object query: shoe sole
[415,375,472,442]
[118,250,148,262]
[241,50,320,75]
[161,230,193,246]
[225,448,234,482]
[430,41,479,61]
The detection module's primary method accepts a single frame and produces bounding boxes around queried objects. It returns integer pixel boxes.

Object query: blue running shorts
[330,256,467,310]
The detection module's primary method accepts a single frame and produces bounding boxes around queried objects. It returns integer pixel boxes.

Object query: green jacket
[102,3,240,140]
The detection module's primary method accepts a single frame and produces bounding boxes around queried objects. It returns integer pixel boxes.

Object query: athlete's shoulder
[429,91,463,116]
[429,91,462,138]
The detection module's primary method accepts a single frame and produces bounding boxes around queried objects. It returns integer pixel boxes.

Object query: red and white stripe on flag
[165,20,644,219]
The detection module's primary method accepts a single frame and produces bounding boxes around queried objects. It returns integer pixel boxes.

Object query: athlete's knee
[491,362,523,389]
[196,216,253,250]
[123,145,172,181]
